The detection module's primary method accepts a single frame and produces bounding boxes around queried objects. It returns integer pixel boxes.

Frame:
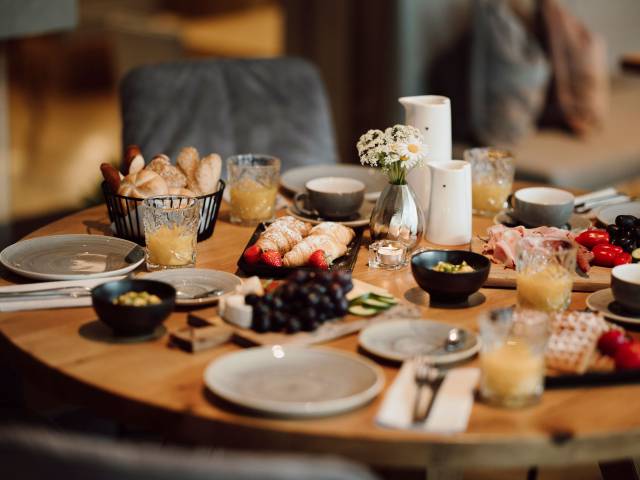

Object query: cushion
[470,0,551,145]
[539,0,609,135]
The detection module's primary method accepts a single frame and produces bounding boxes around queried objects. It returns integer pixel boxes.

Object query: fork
[412,357,442,423]
[0,285,93,299]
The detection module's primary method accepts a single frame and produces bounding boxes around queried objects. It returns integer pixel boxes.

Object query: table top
[1,202,640,470]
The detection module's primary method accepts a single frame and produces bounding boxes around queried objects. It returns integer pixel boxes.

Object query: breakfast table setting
[2,95,640,480]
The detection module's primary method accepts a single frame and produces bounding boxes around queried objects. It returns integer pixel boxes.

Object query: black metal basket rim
[101,179,225,200]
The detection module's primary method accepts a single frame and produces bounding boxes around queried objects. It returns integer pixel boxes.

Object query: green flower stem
[388,161,407,185]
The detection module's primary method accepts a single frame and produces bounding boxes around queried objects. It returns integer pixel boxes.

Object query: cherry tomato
[615,341,640,370]
[614,252,633,266]
[592,243,624,267]
[598,330,629,356]
[575,229,610,250]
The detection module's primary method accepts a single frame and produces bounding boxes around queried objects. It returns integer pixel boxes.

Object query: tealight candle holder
[368,240,409,270]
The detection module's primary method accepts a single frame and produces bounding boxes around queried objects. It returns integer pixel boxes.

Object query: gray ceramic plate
[0,234,144,281]
[204,346,384,417]
[358,319,480,364]
[586,288,640,325]
[280,164,387,202]
[142,269,242,306]
[596,201,640,226]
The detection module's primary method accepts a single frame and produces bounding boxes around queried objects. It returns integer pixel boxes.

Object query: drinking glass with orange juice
[227,154,280,225]
[142,196,200,271]
[478,308,549,408]
[465,148,515,217]
[516,237,576,312]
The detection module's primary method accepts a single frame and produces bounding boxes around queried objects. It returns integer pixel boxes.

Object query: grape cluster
[607,215,640,253]
[245,270,354,334]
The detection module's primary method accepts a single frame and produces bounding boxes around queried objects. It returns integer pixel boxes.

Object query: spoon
[419,327,466,356]
[176,288,224,300]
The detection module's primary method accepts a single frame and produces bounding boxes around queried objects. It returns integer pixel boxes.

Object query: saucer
[493,210,591,232]
[287,203,372,227]
[586,288,640,325]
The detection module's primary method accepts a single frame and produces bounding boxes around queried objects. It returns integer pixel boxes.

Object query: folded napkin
[376,359,480,433]
[0,276,125,312]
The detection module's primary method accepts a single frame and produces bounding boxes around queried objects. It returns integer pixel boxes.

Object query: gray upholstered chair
[120,57,338,172]
[0,426,379,480]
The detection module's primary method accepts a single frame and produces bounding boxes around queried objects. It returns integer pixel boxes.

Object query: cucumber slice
[348,305,378,317]
[362,298,392,309]
[633,248,640,262]
[370,293,398,305]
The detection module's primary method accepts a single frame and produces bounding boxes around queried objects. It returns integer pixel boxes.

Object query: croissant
[310,222,355,245]
[255,217,311,254]
[283,234,347,267]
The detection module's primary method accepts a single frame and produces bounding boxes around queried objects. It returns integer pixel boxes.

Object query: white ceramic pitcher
[425,160,472,246]
[398,95,452,214]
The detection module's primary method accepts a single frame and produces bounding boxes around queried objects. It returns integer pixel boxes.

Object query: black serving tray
[545,369,640,389]
[237,223,364,279]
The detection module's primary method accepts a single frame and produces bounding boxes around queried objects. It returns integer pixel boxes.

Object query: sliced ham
[482,225,591,273]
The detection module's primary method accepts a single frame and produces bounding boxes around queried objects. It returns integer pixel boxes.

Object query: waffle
[545,311,610,374]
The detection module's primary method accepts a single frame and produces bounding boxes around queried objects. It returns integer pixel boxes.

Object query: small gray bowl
[611,264,640,313]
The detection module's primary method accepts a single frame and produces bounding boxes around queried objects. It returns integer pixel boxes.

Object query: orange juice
[517,263,572,312]
[146,224,196,267]
[480,340,544,405]
[230,179,278,224]
[472,181,512,215]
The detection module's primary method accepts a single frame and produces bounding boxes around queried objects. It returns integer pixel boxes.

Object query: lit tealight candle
[368,240,408,270]
[378,245,403,266]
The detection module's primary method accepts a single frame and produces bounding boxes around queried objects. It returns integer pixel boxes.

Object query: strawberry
[242,244,262,265]
[261,250,283,267]
[308,249,330,270]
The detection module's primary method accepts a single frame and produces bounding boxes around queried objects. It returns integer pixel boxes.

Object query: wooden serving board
[471,237,611,292]
[199,279,415,347]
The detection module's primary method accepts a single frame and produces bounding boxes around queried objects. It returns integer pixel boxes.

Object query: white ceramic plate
[204,346,384,417]
[142,269,242,306]
[586,288,640,325]
[280,164,387,202]
[493,211,591,232]
[358,319,480,364]
[596,201,640,226]
[0,235,144,281]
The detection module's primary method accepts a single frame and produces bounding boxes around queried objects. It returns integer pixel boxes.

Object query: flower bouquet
[356,125,427,185]
[357,125,428,251]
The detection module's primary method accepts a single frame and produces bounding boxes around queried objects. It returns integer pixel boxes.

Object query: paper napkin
[0,276,125,312]
[376,359,480,433]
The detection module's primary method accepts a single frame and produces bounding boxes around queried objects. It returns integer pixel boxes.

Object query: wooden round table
[1,204,639,476]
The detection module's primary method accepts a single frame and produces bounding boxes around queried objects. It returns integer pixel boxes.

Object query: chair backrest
[0,426,379,480]
[120,57,338,172]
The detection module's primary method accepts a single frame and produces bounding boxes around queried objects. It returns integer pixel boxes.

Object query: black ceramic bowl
[91,279,176,336]
[411,250,491,303]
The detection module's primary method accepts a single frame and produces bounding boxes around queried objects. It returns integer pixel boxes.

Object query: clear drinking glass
[465,147,515,217]
[142,196,200,271]
[479,308,549,408]
[516,237,577,313]
[227,154,280,225]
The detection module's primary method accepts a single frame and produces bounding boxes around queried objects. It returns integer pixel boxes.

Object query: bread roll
[118,169,168,198]
[124,145,144,174]
[147,154,187,188]
[100,163,121,192]
[177,147,200,181]
[168,187,196,197]
[195,153,222,194]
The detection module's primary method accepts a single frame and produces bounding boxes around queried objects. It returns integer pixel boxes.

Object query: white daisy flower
[396,137,428,168]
